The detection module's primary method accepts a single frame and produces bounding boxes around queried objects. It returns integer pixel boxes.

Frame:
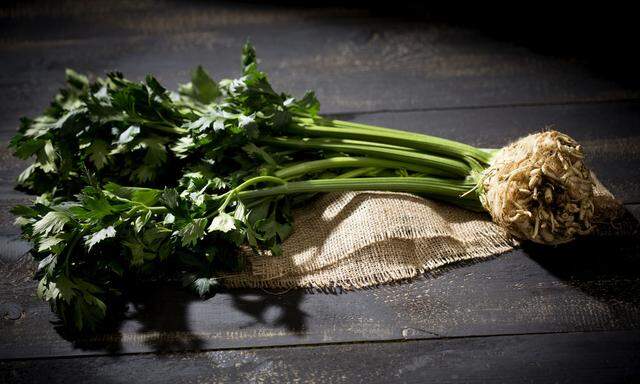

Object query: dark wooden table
[1,2,640,383]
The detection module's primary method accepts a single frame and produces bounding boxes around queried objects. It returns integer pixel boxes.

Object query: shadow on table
[53,283,309,355]
[227,289,308,335]
[51,206,637,355]
[54,282,205,355]
[524,208,640,316]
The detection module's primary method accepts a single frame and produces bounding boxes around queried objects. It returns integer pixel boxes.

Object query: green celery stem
[335,167,380,178]
[274,157,439,179]
[238,177,478,202]
[218,175,286,211]
[293,117,492,164]
[261,137,471,178]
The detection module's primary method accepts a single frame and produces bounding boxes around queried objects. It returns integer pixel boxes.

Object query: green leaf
[185,114,216,132]
[188,191,205,207]
[190,66,220,104]
[38,236,65,253]
[47,276,76,303]
[141,137,168,166]
[11,204,38,218]
[13,138,45,159]
[133,189,160,206]
[142,226,171,245]
[163,213,175,225]
[104,183,160,206]
[81,195,115,220]
[117,125,140,145]
[37,253,57,272]
[210,177,227,190]
[208,212,236,233]
[84,226,116,251]
[37,140,57,173]
[131,165,155,183]
[270,242,283,256]
[87,140,110,169]
[160,188,179,210]
[242,41,257,71]
[33,211,70,236]
[292,91,321,117]
[134,210,152,233]
[172,136,195,157]
[52,107,87,129]
[234,201,246,220]
[65,69,89,90]
[242,143,276,166]
[8,43,325,332]
[193,277,219,297]
[123,237,147,266]
[145,75,169,101]
[179,218,208,247]
[16,164,37,185]
[83,292,107,316]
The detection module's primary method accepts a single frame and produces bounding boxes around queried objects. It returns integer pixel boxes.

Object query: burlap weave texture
[223,174,624,290]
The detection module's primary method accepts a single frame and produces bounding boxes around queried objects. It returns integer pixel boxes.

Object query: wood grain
[2,331,639,383]
[1,2,639,380]
[2,225,639,360]
[2,97,639,361]
[1,1,638,128]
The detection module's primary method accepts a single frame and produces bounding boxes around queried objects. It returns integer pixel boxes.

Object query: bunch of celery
[10,43,594,331]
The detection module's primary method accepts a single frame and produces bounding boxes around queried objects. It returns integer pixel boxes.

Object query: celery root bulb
[479,131,595,245]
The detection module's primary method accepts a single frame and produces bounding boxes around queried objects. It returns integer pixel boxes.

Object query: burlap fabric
[223,174,627,290]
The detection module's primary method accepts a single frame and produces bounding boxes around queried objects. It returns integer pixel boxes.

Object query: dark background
[4,1,639,81]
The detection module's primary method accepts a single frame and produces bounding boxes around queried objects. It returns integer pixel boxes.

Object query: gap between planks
[1,328,636,363]
[326,97,640,119]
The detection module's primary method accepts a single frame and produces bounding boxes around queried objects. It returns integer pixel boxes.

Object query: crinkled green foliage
[9,43,327,332]
[11,43,484,332]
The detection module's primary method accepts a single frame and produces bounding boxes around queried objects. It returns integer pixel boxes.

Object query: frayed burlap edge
[222,173,623,290]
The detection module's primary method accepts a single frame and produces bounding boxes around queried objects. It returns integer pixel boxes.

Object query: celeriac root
[480,130,594,244]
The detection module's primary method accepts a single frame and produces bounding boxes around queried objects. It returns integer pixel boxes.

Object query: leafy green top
[10,42,465,332]
[10,43,321,331]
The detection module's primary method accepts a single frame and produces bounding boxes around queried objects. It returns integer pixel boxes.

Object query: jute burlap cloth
[223,174,629,290]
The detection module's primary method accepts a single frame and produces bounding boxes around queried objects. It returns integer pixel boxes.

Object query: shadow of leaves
[227,289,308,335]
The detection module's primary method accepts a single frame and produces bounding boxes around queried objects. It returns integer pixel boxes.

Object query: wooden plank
[1,98,639,359]
[628,204,640,221]
[0,2,372,42]
[2,330,639,383]
[1,3,638,128]
[1,1,639,364]
[1,220,639,360]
